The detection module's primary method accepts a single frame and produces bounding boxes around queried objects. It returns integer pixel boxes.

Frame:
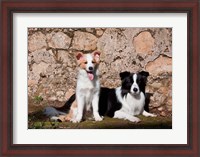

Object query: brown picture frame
[0,0,199,156]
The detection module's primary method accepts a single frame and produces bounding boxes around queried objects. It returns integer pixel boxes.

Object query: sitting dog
[44,51,103,123]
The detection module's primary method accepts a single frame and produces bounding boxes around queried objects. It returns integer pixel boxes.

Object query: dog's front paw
[143,111,157,117]
[146,113,157,117]
[150,114,157,117]
[70,116,82,123]
[93,112,103,121]
[129,117,141,123]
[94,115,103,121]
[70,118,81,123]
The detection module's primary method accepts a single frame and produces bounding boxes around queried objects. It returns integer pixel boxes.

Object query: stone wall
[28,28,172,117]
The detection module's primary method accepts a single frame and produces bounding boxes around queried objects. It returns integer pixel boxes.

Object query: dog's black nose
[89,67,93,71]
[133,88,138,92]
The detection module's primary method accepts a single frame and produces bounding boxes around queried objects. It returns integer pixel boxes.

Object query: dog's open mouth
[87,71,94,80]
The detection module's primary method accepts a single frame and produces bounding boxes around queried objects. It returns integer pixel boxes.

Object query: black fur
[98,87,122,117]
[119,71,131,80]
[43,94,76,117]
[120,71,149,97]
[55,93,76,112]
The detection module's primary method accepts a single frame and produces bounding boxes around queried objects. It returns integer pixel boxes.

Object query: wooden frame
[0,0,199,156]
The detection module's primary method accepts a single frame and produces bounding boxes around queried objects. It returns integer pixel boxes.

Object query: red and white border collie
[72,51,102,123]
[44,51,103,123]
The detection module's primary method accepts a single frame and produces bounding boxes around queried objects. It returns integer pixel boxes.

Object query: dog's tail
[43,94,76,117]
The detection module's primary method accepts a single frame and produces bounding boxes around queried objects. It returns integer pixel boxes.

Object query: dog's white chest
[125,92,145,115]
[76,69,100,108]
[77,69,99,89]
[77,77,99,93]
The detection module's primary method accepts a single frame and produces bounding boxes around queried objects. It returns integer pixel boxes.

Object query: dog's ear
[139,71,149,78]
[93,51,101,62]
[76,52,84,61]
[139,71,149,83]
[119,71,130,80]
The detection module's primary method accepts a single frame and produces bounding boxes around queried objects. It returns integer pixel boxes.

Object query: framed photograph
[1,0,199,156]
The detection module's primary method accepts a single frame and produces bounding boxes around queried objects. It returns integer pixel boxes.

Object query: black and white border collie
[99,71,157,123]
[44,71,156,123]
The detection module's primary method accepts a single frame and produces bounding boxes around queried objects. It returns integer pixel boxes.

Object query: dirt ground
[28,99,172,129]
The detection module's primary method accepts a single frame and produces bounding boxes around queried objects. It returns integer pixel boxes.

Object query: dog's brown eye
[92,61,96,63]
[84,61,88,64]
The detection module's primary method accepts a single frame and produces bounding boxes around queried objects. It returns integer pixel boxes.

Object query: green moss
[33,122,43,129]
[34,96,43,104]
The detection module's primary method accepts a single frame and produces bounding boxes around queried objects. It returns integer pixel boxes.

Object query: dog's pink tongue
[88,73,94,80]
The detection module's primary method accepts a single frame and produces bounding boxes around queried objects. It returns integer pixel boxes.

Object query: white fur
[71,54,102,123]
[114,81,156,123]
[85,54,95,72]
[131,74,140,94]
